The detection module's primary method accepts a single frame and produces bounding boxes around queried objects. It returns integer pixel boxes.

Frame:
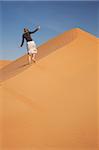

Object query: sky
[0,1,99,60]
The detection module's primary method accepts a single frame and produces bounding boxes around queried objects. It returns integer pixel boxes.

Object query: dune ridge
[1,28,97,82]
[0,28,78,82]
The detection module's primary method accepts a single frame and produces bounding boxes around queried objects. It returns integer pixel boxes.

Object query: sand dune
[97,39,99,148]
[0,60,11,69]
[0,28,98,150]
[0,28,78,82]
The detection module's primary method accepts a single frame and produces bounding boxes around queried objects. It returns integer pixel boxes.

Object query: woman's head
[24,28,29,33]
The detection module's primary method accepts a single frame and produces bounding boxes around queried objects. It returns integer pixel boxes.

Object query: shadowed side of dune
[0,60,12,69]
[0,28,78,82]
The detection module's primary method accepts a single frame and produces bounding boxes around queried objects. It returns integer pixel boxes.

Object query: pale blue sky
[0,1,99,60]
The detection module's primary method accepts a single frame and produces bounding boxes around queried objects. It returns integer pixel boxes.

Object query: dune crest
[0,28,93,82]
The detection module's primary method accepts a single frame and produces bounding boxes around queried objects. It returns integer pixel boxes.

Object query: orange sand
[0,60,11,69]
[0,28,98,150]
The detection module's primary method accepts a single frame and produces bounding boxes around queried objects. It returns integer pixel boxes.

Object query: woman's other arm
[20,34,24,47]
[29,26,40,34]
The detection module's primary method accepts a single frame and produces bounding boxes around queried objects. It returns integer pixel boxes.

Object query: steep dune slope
[0,28,77,82]
[0,28,98,150]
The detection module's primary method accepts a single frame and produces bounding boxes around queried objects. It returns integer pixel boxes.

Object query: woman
[20,26,40,64]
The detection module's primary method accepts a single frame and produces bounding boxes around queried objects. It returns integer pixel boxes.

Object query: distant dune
[0,28,98,150]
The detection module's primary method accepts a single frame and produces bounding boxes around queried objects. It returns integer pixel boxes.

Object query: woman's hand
[38,25,40,29]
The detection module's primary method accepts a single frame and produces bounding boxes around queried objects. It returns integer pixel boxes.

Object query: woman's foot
[28,60,32,65]
[32,58,36,63]
[28,62,31,65]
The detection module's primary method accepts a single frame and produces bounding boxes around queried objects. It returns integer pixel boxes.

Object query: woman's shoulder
[23,32,30,36]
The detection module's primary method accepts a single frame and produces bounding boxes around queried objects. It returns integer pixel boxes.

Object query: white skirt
[27,41,37,54]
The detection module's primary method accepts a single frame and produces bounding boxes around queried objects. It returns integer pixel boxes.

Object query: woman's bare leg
[32,53,36,62]
[28,54,32,64]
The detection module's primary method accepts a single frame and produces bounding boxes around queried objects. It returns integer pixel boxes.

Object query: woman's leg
[28,54,32,64]
[32,53,36,62]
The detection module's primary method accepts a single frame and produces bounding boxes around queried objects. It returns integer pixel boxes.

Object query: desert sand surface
[0,60,11,69]
[97,39,99,149]
[0,28,98,150]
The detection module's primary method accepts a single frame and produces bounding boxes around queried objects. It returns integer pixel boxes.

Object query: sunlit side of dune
[0,28,98,150]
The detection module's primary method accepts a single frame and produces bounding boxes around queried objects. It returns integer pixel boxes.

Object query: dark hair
[24,28,29,33]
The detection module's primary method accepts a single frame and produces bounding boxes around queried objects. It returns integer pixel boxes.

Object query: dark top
[20,28,39,47]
